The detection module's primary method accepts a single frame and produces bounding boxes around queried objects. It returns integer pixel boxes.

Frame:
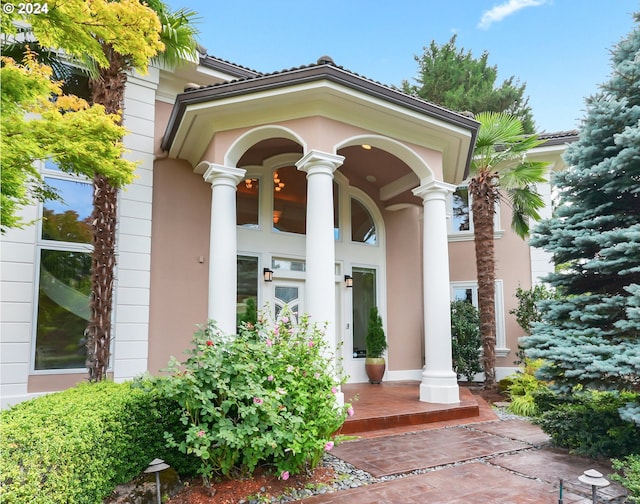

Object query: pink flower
[266,339,273,347]
[268,375,274,382]
[347,407,355,417]
[282,316,289,323]
[274,325,280,335]
[280,471,290,481]
[197,430,205,437]
[253,397,264,405]
[206,340,213,347]
[307,340,314,348]
[331,386,338,394]
[324,441,334,451]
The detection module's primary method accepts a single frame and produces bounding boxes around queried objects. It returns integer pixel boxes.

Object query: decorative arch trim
[225,125,306,167]
[335,135,434,181]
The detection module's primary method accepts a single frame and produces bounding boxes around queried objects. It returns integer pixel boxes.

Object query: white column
[296,150,344,357]
[413,180,460,404]
[202,163,246,335]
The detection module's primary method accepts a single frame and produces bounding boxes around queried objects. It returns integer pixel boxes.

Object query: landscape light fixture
[144,458,170,504]
[578,469,609,504]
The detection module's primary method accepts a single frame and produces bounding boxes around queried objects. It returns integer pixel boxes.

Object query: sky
[166,0,637,134]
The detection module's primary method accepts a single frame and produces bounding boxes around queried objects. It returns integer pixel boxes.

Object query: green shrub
[534,390,640,458]
[509,284,557,364]
[0,380,194,504]
[450,300,482,382]
[612,455,640,502]
[506,359,548,417]
[366,306,387,358]
[162,308,351,484]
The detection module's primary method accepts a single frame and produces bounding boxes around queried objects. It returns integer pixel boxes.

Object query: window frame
[31,164,94,375]
[450,280,509,357]
[447,184,503,242]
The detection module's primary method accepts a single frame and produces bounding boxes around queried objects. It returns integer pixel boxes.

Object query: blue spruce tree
[523,13,640,422]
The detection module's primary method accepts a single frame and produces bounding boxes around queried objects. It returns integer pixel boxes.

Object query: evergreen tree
[402,35,535,133]
[524,14,640,417]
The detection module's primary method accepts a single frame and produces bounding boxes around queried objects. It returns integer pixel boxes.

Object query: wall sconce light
[263,268,274,282]
[344,275,353,288]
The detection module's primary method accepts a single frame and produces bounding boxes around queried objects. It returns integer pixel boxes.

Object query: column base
[419,370,460,404]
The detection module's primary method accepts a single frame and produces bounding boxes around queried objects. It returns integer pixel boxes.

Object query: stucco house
[0,52,577,408]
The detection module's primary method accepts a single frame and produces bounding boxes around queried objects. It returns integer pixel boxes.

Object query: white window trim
[450,280,509,357]
[447,185,504,242]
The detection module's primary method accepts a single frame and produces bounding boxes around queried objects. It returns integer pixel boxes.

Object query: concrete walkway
[295,418,628,503]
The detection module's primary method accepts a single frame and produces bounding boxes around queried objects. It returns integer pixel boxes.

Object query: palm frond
[505,187,545,238]
[500,161,548,190]
[145,1,200,67]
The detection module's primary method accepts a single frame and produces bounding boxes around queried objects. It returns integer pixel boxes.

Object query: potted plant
[365,306,387,384]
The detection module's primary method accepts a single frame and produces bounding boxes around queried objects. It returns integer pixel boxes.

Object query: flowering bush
[162,308,352,483]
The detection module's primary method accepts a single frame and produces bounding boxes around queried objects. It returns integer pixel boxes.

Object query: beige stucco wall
[447,196,533,367]
[384,206,424,371]
[147,156,211,373]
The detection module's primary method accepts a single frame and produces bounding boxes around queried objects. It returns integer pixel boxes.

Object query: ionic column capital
[296,150,344,175]
[412,180,457,202]
[199,162,246,187]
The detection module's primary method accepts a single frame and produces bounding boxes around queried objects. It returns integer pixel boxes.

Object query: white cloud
[478,0,547,30]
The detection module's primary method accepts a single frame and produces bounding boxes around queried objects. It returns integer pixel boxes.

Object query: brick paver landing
[295,462,591,503]
[332,425,528,477]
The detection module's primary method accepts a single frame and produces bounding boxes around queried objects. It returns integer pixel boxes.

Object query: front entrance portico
[163,59,479,405]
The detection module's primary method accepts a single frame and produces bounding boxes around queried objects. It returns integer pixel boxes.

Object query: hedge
[0,380,196,504]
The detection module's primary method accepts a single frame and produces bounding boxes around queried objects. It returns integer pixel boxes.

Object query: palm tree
[86,2,199,381]
[468,112,548,390]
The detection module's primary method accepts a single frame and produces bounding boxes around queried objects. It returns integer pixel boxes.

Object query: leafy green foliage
[365,306,387,358]
[533,390,640,458]
[0,380,193,504]
[524,14,640,405]
[510,285,558,334]
[612,455,640,502]
[0,52,135,232]
[162,309,351,484]
[450,300,482,382]
[402,34,535,133]
[510,285,557,364]
[505,359,548,417]
[1,0,164,75]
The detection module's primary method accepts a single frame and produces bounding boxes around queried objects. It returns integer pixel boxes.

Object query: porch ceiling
[162,63,479,187]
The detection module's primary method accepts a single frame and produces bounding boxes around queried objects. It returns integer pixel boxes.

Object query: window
[451,186,471,233]
[351,198,376,244]
[352,267,377,358]
[448,185,503,240]
[237,255,259,326]
[34,170,93,371]
[237,177,260,228]
[450,281,509,357]
[273,166,307,234]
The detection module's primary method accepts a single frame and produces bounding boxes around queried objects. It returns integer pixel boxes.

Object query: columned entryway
[413,181,460,404]
[201,162,246,335]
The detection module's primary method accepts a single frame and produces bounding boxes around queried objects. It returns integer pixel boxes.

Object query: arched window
[237,177,260,228]
[273,166,307,234]
[351,198,376,244]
